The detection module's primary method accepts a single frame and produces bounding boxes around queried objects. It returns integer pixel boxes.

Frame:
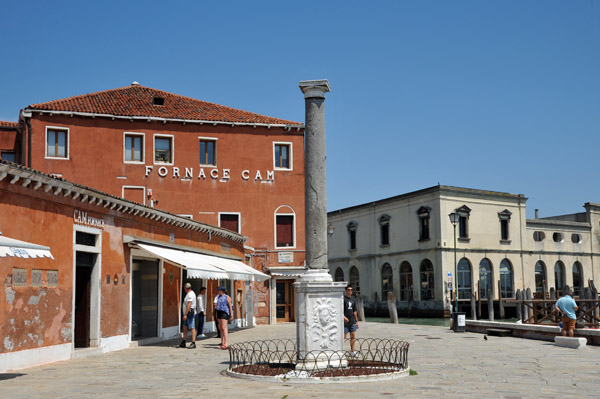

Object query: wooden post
[550,287,556,300]
[407,289,414,316]
[477,281,481,319]
[525,288,532,322]
[487,289,494,321]
[387,292,398,324]
[592,286,599,327]
[373,292,379,316]
[498,280,505,319]
[516,289,522,321]
[583,287,592,324]
[471,292,477,320]
[356,293,365,322]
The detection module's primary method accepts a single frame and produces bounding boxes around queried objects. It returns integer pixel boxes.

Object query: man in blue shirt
[555,289,579,337]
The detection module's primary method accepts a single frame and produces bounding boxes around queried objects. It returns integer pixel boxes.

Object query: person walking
[179,283,197,349]
[196,287,206,338]
[344,284,359,355]
[555,289,579,337]
[215,286,233,349]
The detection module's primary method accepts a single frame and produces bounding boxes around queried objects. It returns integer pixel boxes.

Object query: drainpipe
[20,110,33,167]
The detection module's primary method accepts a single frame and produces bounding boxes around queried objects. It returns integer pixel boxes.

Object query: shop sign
[144,166,274,182]
[74,209,105,228]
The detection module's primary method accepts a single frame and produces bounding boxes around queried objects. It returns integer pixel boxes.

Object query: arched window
[457,258,472,300]
[535,261,546,293]
[554,261,566,296]
[399,261,413,301]
[499,259,514,298]
[572,262,583,297]
[420,259,435,301]
[349,266,360,294]
[479,258,493,299]
[274,205,295,248]
[334,267,344,282]
[381,263,393,297]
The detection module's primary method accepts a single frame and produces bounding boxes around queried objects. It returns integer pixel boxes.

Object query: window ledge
[348,248,357,253]
[418,238,431,243]
[500,239,512,245]
[379,244,390,248]
[457,237,471,243]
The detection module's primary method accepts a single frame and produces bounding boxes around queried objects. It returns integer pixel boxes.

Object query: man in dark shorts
[344,284,359,355]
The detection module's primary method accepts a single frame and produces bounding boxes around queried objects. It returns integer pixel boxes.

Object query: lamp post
[449,212,459,313]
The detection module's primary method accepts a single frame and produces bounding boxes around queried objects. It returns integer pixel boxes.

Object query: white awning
[135,243,269,282]
[267,266,306,278]
[0,235,54,259]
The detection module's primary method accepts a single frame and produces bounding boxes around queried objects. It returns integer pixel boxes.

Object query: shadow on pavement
[0,373,26,381]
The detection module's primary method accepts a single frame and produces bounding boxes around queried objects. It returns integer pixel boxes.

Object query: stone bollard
[487,289,494,321]
[387,292,398,324]
[356,293,365,322]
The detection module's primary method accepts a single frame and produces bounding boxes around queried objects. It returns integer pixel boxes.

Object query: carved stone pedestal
[295,270,346,370]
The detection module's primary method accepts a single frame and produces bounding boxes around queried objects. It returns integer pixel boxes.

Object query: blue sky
[1,1,599,217]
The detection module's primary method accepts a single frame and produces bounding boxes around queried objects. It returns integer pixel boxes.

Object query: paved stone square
[1,322,599,398]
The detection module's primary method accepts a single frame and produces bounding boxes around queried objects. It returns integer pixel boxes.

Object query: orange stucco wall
[0,173,242,354]
[26,115,305,266]
[162,262,181,328]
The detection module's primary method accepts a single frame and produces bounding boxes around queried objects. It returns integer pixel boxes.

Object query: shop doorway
[276,280,295,322]
[74,251,96,348]
[131,260,159,338]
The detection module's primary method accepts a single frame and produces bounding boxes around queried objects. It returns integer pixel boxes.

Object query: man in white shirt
[196,287,206,338]
[180,283,197,349]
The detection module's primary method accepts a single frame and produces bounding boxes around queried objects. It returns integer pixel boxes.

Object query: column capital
[299,79,331,99]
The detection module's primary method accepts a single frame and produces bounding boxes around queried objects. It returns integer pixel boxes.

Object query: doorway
[131,260,159,338]
[276,280,295,322]
[74,251,96,348]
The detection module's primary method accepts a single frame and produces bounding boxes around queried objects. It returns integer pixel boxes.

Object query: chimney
[535,209,539,219]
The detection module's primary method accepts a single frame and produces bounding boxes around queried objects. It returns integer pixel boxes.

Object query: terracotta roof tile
[0,121,18,129]
[25,84,302,126]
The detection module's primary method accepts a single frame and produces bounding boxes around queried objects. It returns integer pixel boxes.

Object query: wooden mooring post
[487,289,494,321]
[471,293,477,320]
[356,293,365,322]
[387,291,398,324]
[525,287,532,321]
[516,289,522,321]
[498,280,505,319]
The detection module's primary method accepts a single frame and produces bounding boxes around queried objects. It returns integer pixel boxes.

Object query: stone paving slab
[1,322,599,398]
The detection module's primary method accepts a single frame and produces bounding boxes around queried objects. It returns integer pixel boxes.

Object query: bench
[487,328,512,337]
[554,337,587,349]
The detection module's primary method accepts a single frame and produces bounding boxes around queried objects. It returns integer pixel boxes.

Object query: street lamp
[448,212,459,314]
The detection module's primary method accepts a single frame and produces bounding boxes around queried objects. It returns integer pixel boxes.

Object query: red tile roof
[26,84,302,126]
[0,121,18,129]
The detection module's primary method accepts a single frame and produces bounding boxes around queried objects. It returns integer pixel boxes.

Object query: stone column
[295,80,346,369]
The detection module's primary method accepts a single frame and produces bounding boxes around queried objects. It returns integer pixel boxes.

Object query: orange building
[12,82,306,324]
[0,161,262,372]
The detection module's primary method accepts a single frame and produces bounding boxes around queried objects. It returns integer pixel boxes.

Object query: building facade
[327,185,600,318]
[6,82,306,324]
[0,161,262,372]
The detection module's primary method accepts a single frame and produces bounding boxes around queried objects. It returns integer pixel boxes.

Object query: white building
[327,185,600,318]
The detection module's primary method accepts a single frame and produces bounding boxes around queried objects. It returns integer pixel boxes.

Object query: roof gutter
[25,109,305,131]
